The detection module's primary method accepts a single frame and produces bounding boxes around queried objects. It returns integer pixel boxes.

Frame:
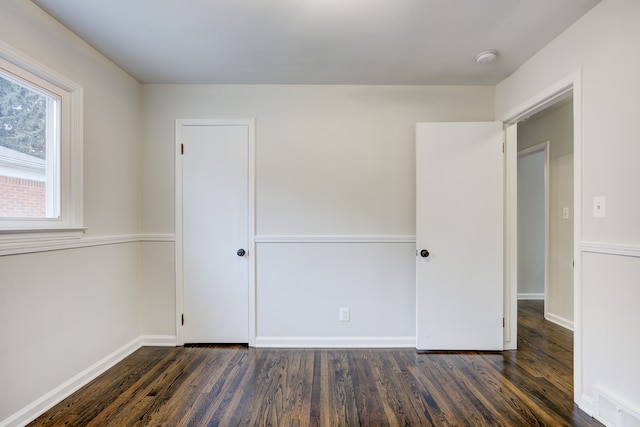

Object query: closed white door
[416,122,504,351]
[181,123,249,343]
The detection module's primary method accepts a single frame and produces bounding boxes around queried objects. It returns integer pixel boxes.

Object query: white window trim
[44,94,60,218]
[0,41,84,246]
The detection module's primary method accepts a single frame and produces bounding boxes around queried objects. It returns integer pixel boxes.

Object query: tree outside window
[0,72,58,219]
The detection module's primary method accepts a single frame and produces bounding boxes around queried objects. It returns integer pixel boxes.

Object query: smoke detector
[475,50,498,64]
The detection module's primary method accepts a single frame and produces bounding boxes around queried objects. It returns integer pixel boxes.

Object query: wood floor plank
[191,348,253,426]
[369,351,428,425]
[170,347,242,425]
[319,350,360,426]
[29,301,603,426]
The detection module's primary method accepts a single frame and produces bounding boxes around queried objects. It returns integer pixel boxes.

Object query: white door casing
[416,122,504,351]
[175,119,255,345]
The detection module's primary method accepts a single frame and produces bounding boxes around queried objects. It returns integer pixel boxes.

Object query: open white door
[416,122,504,351]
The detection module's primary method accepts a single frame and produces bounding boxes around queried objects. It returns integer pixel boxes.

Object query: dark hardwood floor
[30,301,602,426]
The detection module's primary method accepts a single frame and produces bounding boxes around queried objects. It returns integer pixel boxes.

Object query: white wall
[141,84,495,343]
[0,245,140,421]
[517,150,545,298]
[0,1,143,423]
[496,0,640,419]
[518,102,574,327]
[139,241,175,335]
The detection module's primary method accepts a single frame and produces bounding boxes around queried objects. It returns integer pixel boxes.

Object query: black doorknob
[237,249,246,257]
[420,249,429,258]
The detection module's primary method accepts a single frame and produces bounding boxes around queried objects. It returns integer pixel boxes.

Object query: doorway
[517,101,574,330]
[502,71,582,403]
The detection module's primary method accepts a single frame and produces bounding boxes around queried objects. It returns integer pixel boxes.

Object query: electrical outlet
[339,307,350,322]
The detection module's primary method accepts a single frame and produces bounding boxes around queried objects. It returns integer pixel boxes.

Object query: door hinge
[181,143,184,155]
[181,314,184,325]
[502,142,505,153]
[503,317,505,327]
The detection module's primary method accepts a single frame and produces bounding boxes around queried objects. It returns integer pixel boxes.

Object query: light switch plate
[594,196,606,218]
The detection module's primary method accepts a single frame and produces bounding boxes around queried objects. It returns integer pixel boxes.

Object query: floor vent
[594,386,640,427]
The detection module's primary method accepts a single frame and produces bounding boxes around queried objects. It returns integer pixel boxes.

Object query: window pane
[0,73,58,219]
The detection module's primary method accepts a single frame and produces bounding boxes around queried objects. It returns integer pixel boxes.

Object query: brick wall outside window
[0,175,45,217]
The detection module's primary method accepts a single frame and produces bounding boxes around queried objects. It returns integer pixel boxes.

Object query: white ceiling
[32,0,600,85]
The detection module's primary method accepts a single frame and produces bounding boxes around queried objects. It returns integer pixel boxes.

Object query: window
[0,42,83,240]
[0,70,59,219]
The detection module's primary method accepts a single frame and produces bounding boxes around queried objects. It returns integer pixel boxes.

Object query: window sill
[0,227,87,256]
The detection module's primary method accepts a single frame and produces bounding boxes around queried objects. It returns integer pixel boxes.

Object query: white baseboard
[254,336,416,348]
[580,394,595,417]
[141,335,177,347]
[517,293,544,300]
[0,335,177,427]
[593,386,640,427]
[545,312,574,331]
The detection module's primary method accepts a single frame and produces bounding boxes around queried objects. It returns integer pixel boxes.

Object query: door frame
[174,118,256,347]
[500,70,582,403]
[517,141,550,305]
